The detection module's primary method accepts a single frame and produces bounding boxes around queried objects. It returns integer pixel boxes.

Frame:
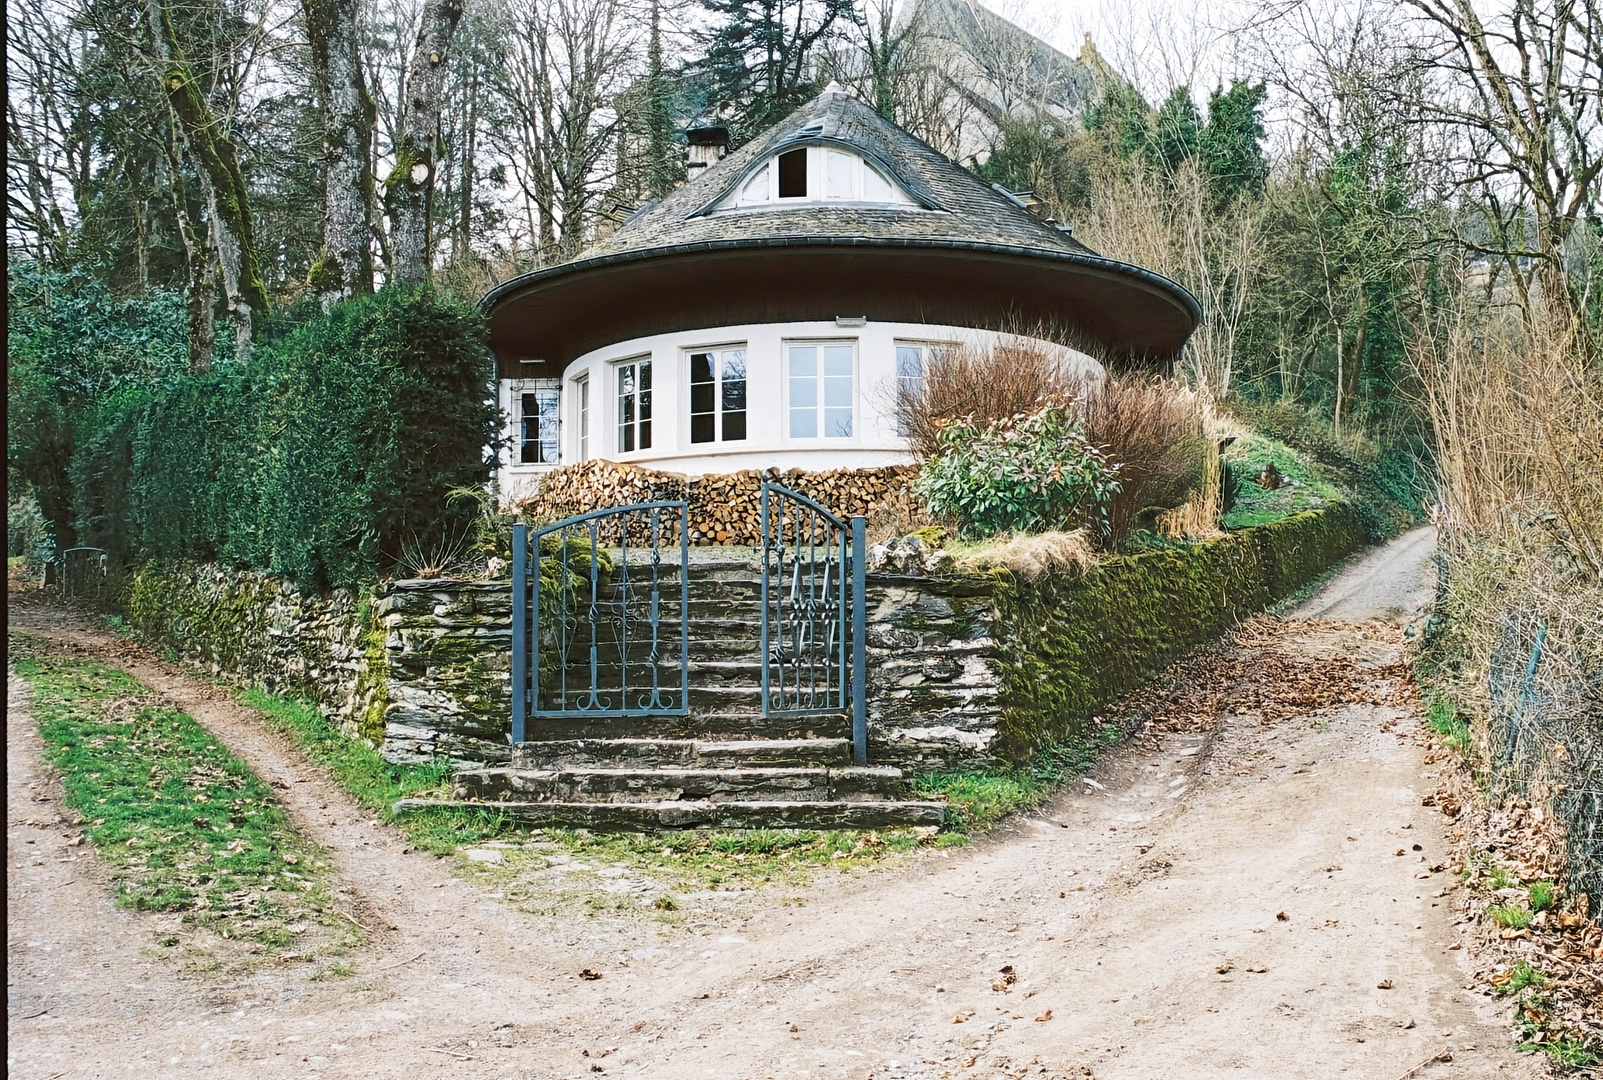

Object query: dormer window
[714,145,916,211]
[778,148,807,198]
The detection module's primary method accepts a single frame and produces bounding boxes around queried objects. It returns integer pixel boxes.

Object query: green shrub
[6,262,190,549]
[69,287,496,592]
[913,402,1121,539]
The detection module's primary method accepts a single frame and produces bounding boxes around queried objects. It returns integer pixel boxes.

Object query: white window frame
[513,379,561,466]
[720,146,913,209]
[614,356,652,455]
[893,340,953,436]
[785,338,857,441]
[686,343,749,445]
[574,374,590,461]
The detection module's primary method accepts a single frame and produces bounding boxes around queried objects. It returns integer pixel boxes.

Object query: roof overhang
[482,238,1201,378]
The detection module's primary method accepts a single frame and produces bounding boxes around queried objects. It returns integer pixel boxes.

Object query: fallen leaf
[1276,911,1289,922]
[578,969,603,981]
[1034,1010,1052,1022]
[952,1015,965,1024]
[1377,979,1394,989]
[1216,962,1234,974]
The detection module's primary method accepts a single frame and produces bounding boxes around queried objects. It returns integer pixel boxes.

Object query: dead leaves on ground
[1112,616,1412,733]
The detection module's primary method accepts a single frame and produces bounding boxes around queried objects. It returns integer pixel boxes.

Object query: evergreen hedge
[70,287,496,592]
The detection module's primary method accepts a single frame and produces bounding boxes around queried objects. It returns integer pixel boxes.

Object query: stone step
[452,765,908,804]
[511,737,852,769]
[516,710,850,741]
[392,798,948,830]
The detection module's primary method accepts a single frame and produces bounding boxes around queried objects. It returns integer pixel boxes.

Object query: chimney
[685,125,729,180]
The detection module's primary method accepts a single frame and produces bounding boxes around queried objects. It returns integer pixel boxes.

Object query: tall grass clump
[1416,313,1603,909]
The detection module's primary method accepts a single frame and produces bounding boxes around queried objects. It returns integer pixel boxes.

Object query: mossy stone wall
[989,504,1367,760]
[124,504,1364,769]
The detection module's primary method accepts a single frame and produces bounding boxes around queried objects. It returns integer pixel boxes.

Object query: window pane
[723,348,746,383]
[825,407,853,437]
[788,344,816,377]
[640,418,651,449]
[690,352,714,385]
[722,375,746,414]
[790,408,817,438]
[741,163,770,204]
[691,413,715,444]
[538,388,559,463]
[896,345,923,379]
[723,410,747,442]
[778,148,807,197]
[824,375,852,407]
[826,150,854,197]
[824,345,853,376]
[790,375,817,409]
[639,361,652,392]
[691,381,714,415]
[863,163,894,201]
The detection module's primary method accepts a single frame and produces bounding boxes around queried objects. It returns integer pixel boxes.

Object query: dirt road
[8,526,1544,1079]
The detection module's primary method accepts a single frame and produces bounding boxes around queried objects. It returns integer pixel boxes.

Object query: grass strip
[238,687,520,855]
[914,721,1121,832]
[9,634,352,958]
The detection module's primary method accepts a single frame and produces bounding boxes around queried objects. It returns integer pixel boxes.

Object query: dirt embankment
[7,528,1550,1079]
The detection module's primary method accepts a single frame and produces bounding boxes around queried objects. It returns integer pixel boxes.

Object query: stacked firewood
[514,461,917,547]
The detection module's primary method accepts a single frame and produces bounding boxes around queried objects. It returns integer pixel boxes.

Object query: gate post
[851,514,868,765]
[511,523,528,746]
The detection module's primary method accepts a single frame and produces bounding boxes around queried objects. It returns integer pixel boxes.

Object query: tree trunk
[386,0,464,288]
[304,0,376,304]
[161,112,216,370]
[147,0,267,359]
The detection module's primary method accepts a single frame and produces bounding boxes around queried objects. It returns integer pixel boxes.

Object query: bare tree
[147,0,270,361]
[498,0,637,261]
[304,0,376,301]
[385,0,465,286]
[1403,0,1602,335]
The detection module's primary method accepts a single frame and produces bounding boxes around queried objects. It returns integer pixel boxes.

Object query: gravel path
[7,530,1545,1079]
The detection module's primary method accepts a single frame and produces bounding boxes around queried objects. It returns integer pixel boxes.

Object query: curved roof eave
[481,235,1202,328]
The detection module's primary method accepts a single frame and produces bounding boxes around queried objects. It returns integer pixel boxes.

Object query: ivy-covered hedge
[69,288,496,592]
[991,503,1367,759]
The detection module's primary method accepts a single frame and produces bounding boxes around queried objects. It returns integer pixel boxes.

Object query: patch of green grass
[1488,903,1534,929]
[915,722,1121,832]
[1528,880,1556,912]
[9,634,352,958]
[1426,697,1473,758]
[1516,1004,1601,1068]
[1489,865,1516,890]
[1221,432,1344,530]
[239,687,519,855]
[1494,961,1547,996]
[1521,1034,1600,1069]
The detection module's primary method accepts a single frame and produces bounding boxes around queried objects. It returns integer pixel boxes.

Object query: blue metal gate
[760,483,868,764]
[510,502,690,743]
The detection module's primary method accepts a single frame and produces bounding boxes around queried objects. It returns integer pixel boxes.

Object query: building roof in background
[906,0,1100,116]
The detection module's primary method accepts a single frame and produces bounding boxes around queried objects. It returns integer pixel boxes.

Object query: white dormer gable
[713,144,918,211]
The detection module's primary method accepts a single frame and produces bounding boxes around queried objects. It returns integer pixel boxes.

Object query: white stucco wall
[497,320,1101,506]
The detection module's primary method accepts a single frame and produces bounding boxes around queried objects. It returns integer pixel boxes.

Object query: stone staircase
[394,553,947,830]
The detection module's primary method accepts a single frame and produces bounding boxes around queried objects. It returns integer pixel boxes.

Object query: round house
[483,85,1200,502]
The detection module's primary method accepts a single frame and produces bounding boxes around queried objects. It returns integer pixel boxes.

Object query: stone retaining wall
[123,504,1367,771]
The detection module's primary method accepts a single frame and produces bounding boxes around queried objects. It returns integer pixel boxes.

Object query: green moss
[989,505,1366,761]
[355,608,390,745]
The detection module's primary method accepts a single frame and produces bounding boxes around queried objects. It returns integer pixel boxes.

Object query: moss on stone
[989,504,1367,762]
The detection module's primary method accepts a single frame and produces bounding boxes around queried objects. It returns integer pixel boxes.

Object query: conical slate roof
[586,86,1094,260]
[483,87,1199,371]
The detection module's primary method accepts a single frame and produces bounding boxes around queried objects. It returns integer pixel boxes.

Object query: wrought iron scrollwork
[511,502,689,742]
[760,483,869,763]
